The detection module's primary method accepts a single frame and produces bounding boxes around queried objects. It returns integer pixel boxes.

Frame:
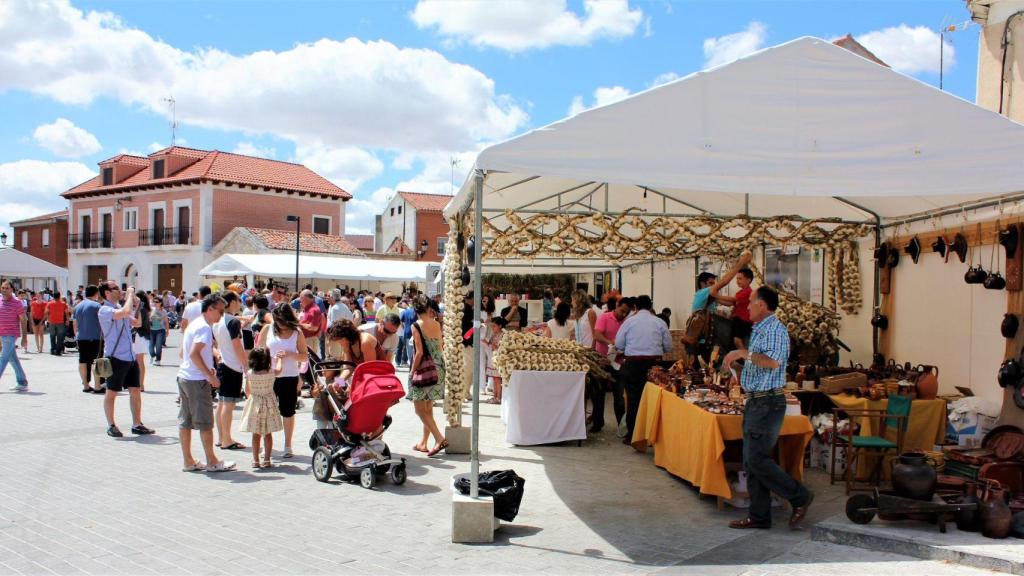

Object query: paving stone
[0,334,1008,574]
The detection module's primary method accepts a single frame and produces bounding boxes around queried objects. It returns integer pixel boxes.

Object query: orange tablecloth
[632,383,814,500]
[827,394,947,478]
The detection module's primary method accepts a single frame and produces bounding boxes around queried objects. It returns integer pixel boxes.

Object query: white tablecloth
[501,370,587,446]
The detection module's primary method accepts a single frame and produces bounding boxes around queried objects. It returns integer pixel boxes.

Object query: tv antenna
[163,97,178,145]
[450,156,461,194]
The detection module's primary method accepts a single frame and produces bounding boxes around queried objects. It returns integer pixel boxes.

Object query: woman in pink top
[0,281,28,390]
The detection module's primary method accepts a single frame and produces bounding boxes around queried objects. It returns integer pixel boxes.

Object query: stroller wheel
[360,467,376,489]
[389,463,407,485]
[312,447,334,483]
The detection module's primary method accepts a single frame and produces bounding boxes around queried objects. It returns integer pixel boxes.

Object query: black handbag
[455,470,526,522]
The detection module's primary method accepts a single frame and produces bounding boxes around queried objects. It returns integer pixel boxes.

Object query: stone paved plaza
[0,332,1003,575]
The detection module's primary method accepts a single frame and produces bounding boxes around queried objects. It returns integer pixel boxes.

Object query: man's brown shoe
[728,518,770,529]
[789,491,815,529]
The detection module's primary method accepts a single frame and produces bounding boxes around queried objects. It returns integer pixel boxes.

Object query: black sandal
[222,442,247,450]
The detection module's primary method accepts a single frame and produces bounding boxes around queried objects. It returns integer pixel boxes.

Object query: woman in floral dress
[407,295,446,457]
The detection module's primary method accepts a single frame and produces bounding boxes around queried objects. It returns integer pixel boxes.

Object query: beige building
[969,0,1024,121]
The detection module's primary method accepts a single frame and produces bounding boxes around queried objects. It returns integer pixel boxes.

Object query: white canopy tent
[0,247,68,294]
[446,36,1024,270]
[199,254,429,284]
[443,36,1024,505]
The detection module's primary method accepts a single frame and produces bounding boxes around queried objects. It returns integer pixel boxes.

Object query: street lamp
[418,239,429,258]
[286,215,300,292]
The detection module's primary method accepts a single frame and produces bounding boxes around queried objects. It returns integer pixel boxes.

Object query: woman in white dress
[571,289,598,350]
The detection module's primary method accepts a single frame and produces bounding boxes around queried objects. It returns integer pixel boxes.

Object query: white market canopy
[199,254,429,283]
[0,247,68,281]
[446,36,1024,269]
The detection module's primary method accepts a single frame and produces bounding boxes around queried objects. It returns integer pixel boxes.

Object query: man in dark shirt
[499,293,528,332]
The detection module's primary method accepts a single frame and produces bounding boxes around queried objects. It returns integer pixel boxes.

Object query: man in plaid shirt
[722,286,813,530]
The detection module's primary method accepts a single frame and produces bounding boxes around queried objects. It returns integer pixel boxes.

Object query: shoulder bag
[681,297,713,346]
[94,313,129,380]
[411,323,439,388]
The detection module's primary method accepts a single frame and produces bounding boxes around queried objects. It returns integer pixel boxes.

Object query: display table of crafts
[632,382,813,501]
[501,370,587,446]
[827,394,947,478]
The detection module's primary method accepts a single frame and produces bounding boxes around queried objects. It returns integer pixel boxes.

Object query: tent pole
[650,261,655,297]
[470,169,484,500]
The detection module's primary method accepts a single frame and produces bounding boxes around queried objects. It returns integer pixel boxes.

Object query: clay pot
[915,365,939,401]
[980,483,1012,539]
[956,483,981,532]
[892,452,937,501]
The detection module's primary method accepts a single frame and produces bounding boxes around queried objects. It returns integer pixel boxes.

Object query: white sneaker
[8,385,28,392]
[154,360,161,366]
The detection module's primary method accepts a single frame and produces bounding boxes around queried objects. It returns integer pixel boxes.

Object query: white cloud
[232,142,276,159]
[294,144,384,194]
[703,22,766,69]
[856,25,954,74]
[650,72,679,87]
[0,0,527,153]
[0,159,95,240]
[411,0,644,52]
[31,118,101,158]
[568,85,632,116]
[147,139,186,153]
[344,186,398,236]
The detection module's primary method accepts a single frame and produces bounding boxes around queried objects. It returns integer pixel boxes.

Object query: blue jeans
[742,394,810,524]
[0,335,27,386]
[48,322,66,354]
[396,335,409,365]
[149,329,166,361]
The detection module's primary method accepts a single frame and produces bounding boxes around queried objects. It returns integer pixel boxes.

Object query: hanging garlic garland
[482,209,871,264]
[441,215,469,427]
[825,242,863,316]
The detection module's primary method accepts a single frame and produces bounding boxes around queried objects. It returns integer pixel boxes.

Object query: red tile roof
[398,191,454,213]
[833,34,889,68]
[9,209,68,226]
[344,234,375,251]
[242,227,364,257]
[63,147,350,200]
[385,236,413,254]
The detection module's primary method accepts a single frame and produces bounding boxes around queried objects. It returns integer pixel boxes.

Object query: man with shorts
[74,285,104,392]
[178,293,236,472]
[97,282,154,437]
[213,291,247,451]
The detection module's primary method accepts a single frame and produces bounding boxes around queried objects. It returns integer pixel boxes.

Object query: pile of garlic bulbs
[493,331,611,383]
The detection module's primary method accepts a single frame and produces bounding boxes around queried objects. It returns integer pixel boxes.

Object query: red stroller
[310,360,407,489]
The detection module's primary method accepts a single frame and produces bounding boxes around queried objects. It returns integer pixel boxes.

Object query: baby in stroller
[308,355,407,489]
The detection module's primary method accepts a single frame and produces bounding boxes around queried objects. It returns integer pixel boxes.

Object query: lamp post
[286,215,300,292]
[418,239,429,259]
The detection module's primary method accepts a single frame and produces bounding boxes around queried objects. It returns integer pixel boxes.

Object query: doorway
[157,264,182,294]
[124,263,138,289]
[86,265,107,287]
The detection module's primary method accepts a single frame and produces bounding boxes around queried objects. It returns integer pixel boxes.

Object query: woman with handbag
[408,295,446,457]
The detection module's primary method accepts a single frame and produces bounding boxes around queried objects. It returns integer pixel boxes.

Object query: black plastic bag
[456,470,525,522]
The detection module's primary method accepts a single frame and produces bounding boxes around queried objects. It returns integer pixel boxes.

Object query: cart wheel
[312,447,333,483]
[360,467,376,489]
[845,493,877,525]
[389,463,407,485]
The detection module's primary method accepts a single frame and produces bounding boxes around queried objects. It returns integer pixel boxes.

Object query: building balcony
[67,232,112,250]
[139,227,191,247]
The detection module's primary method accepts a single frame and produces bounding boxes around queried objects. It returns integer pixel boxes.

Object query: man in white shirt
[177,294,235,473]
[213,291,248,451]
[180,285,211,333]
[327,289,353,325]
[615,295,673,444]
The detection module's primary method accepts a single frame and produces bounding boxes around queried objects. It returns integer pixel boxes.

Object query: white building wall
[68,247,208,292]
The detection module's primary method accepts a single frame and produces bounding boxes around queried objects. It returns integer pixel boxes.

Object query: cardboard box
[947,412,998,448]
[819,372,867,394]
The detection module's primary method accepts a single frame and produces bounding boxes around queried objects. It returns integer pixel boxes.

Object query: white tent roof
[199,254,429,283]
[446,36,1024,231]
[0,247,68,279]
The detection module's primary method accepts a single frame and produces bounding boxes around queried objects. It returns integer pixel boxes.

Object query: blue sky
[0,0,980,240]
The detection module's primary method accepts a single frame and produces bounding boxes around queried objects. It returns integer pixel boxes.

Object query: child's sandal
[262,458,273,468]
[252,461,262,469]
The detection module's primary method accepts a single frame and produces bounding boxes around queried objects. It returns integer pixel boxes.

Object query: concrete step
[812,513,1024,574]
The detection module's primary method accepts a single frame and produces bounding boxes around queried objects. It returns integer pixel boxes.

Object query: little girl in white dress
[240,348,284,469]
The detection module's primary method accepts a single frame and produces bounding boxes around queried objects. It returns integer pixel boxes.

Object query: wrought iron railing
[67,232,112,249]
[138,227,191,246]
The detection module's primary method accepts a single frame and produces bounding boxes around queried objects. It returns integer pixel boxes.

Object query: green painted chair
[830,394,911,494]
